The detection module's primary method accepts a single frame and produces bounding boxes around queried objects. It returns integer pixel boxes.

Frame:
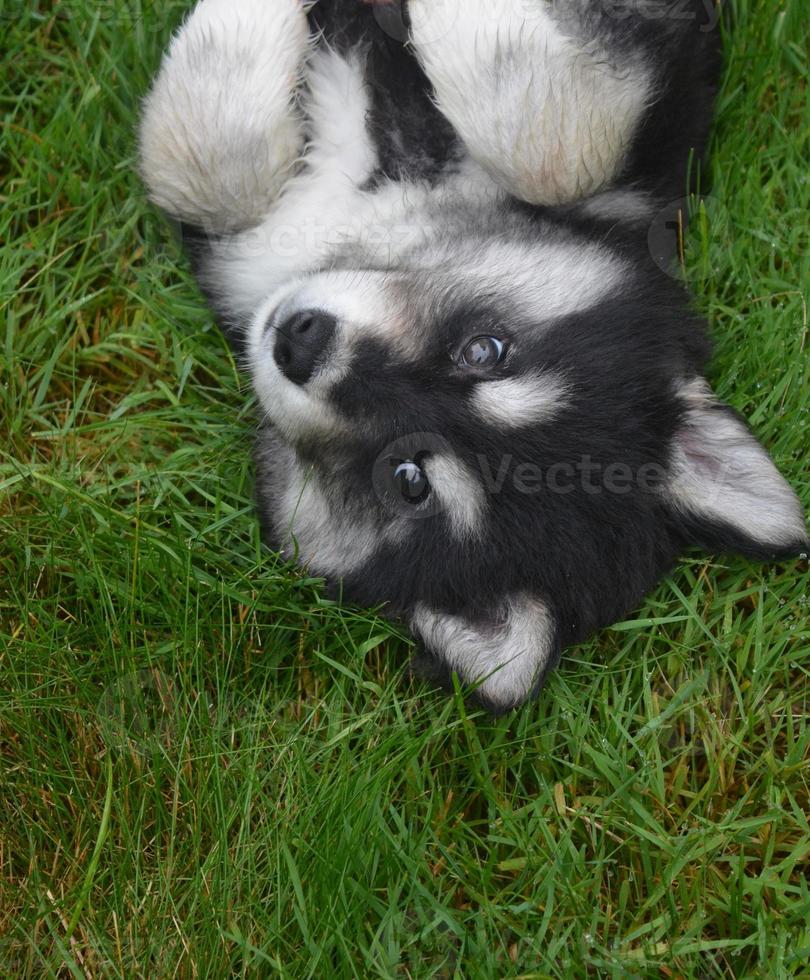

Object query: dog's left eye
[392,460,430,504]
[461,336,506,369]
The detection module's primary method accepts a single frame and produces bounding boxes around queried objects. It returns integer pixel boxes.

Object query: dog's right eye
[461,336,506,369]
[392,460,430,504]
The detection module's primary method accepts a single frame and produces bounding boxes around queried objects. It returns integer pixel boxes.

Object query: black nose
[272,310,337,385]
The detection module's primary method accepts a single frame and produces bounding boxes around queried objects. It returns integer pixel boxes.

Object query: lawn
[1,1,808,977]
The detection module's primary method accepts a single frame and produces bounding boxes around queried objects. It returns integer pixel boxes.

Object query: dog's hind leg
[139,0,310,234]
[408,0,655,206]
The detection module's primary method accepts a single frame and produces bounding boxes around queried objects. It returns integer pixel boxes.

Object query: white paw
[409,0,652,204]
[140,0,310,232]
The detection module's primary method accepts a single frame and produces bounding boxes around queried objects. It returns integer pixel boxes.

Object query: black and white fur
[140,0,808,711]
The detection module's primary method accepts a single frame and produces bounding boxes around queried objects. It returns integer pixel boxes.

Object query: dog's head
[247,210,808,711]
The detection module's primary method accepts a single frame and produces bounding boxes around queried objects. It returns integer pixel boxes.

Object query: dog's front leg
[140,0,310,234]
[408,0,654,205]
[196,46,389,326]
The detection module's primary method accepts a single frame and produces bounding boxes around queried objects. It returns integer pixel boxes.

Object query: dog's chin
[249,343,344,446]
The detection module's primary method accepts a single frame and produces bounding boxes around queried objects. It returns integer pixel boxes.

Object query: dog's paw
[140,0,310,232]
[408,0,652,205]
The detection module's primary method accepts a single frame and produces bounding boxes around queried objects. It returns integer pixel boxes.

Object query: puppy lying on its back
[140,0,807,711]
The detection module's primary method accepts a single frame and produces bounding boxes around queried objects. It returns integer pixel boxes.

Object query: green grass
[1,1,808,977]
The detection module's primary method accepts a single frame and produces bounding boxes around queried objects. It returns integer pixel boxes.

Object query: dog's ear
[668,379,808,558]
[410,596,560,712]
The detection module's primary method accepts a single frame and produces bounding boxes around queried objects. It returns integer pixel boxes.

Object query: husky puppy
[140,0,807,711]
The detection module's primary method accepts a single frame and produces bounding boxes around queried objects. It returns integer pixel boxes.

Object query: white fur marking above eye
[424,453,486,540]
[473,373,570,429]
[461,239,628,323]
[412,595,556,710]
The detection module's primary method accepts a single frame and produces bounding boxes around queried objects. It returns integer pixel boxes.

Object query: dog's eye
[392,460,430,504]
[461,336,506,369]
